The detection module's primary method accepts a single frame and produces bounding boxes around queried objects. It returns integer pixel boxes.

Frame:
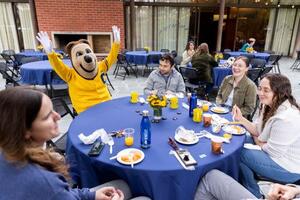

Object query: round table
[66,97,245,200]
[224,51,270,61]
[20,59,71,85]
[125,51,162,65]
[17,52,49,60]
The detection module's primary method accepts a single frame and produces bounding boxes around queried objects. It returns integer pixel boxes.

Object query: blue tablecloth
[17,52,49,60]
[213,67,232,87]
[66,97,245,200]
[20,59,71,85]
[224,51,270,61]
[125,51,162,65]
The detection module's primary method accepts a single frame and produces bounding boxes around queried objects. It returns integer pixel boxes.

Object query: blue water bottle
[140,110,151,148]
[189,93,197,117]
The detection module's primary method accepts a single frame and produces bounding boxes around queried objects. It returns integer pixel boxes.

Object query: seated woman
[181,41,195,65]
[232,73,300,198]
[216,56,256,117]
[0,87,150,200]
[191,43,217,94]
[240,38,255,52]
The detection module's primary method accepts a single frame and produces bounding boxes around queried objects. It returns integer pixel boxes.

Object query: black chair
[174,56,183,71]
[20,56,41,64]
[22,49,35,53]
[144,53,161,76]
[46,97,75,155]
[267,54,282,73]
[48,70,69,99]
[259,65,273,77]
[247,68,263,86]
[240,53,255,62]
[160,49,170,53]
[291,50,300,70]
[223,49,232,52]
[250,58,266,68]
[101,72,114,96]
[114,53,137,80]
[0,62,22,87]
[178,66,207,94]
[1,50,19,76]
[263,50,275,54]
[135,48,146,51]
[171,50,177,58]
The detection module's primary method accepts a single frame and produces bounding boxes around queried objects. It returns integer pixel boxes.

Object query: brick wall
[34,0,125,48]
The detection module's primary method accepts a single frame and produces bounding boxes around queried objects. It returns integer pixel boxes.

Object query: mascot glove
[112,25,120,43]
[36,31,53,54]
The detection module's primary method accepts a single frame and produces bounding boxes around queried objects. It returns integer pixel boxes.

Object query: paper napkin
[78,129,106,145]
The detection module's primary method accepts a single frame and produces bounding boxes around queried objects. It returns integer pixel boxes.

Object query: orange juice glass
[124,128,134,146]
[170,97,179,109]
[202,103,209,112]
[130,91,139,103]
[193,108,202,123]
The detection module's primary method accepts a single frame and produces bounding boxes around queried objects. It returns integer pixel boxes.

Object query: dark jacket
[191,53,218,84]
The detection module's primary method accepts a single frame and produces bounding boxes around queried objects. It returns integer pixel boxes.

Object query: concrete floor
[1,57,299,136]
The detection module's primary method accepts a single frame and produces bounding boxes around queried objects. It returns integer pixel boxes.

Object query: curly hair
[185,41,195,51]
[260,74,300,129]
[0,87,69,180]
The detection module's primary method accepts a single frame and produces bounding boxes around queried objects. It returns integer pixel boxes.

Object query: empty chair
[171,50,177,58]
[135,48,146,51]
[20,56,41,65]
[178,66,207,94]
[240,53,255,62]
[267,54,282,73]
[250,58,266,68]
[263,50,275,54]
[160,49,170,53]
[145,54,161,75]
[114,53,137,80]
[101,72,114,96]
[291,50,300,70]
[46,97,75,155]
[223,49,231,53]
[247,68,263,86]
[0,62,22,87]
[259,65,273,77]
[48,70,69,98]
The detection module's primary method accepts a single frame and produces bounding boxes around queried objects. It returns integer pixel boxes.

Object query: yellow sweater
[48,43,120,114]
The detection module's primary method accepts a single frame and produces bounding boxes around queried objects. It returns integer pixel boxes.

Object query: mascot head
[65,39,98,79]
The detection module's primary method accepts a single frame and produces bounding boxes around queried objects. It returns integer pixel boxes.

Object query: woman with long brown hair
[232,74,300,198]
[181,41,195,65]
[0,87,150,200]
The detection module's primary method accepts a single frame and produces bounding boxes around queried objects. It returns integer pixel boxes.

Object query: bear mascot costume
[36,26,120,114]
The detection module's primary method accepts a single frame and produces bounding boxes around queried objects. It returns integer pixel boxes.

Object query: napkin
[204,132,230,143]
[243,143,262,150]
[211,114,229,124]
[78,129,106,145]
[169,150,195,170]
[182,102,189,110]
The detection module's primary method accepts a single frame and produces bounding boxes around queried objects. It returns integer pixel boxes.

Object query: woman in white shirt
[181,41,195,65]
[233,73,300,198]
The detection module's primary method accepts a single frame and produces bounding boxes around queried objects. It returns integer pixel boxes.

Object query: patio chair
[291,50,300,70]
[178,66,207,95]
[223,49,231,53]
[1,50,19,76]
[247,68,263,86]
[144,53,161,76]
[160,49,170,53]
[174,56,183,71]
[267,54,282,73]
[101,72,114,96]
[0,62,22,87]
[46,97,75,155]
[250,58,266,68]
[48,70,69,98]
[22,49,35,53]
[135,48,146,51]
[259,65,273,78]
[114,53,137,80]
[263,50,275,54]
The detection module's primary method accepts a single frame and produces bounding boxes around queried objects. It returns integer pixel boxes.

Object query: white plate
[174,134,199,145]
[210,106,229,114]
[117,148,145,165]
[222,125,246,135]
[197,100,212,107]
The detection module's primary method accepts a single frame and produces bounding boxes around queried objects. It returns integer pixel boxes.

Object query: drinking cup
[211,137,223,154]
[170,96,179,109]
[193,108,202,123]
[124,128,134,146]
[130,91,139,103]
[203,113,212,127]
[202,103,209,112]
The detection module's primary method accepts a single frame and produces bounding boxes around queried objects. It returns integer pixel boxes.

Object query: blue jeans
[240,136,300,198]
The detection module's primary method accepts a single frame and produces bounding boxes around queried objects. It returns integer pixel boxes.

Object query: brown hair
[185,41,195,51]
[260,74,300,129]
[196,43,209,55]
[234,56,250,67]
[160,53,174,67]
[0,87,69,179]
[65,39,90,57]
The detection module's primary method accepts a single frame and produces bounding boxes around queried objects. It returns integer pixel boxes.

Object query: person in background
[240,38,256,52]
[194,169,300,200]
[144,53,185,97]
[181,41,195,65]
[232,73,300,198]
[216,56,256,117]
[190,43,218,95]
[0,87,150,200]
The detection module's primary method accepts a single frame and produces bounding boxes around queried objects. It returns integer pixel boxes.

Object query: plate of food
[174,132,199,145]
[210,106,230,114]
[222,125,246,135]
[117,148,144,165]
[197,99,212,107]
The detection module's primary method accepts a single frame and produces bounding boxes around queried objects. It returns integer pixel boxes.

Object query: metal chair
[291,50,300,70]
[250,58,266,68]
[48,70,69,99]
[263,50,275,54]
[160,49,170,53]
[267,54,282,73]
[114,53,137,80]
[178,66,207,94]
[247,68,263,86]
[0,62,22,87]
[259,65,274,78]
[223,49,231,52]
[22,49,35,53]
[46,97,75,155]
[135,48,146,51]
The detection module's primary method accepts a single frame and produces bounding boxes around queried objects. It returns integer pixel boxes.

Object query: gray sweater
[257,100,300,173]
[144,68,185,96]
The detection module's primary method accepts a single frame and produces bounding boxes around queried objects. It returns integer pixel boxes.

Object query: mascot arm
[48,52,72,82]
[98,42,120,72]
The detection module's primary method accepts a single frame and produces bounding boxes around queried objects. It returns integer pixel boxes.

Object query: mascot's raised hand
[36,31,53,54]
[112,25,120,43]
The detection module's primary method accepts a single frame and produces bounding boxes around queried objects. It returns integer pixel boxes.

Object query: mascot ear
[78,39,91,47]
[65,41,77,57]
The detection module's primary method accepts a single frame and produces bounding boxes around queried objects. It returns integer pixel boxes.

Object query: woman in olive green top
[216,56,257,117]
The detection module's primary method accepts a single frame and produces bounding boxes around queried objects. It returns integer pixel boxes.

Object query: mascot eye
[76,52,83,57]
[86,49,91,53]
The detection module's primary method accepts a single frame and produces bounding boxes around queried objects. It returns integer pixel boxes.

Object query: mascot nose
[84,55,93,63]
